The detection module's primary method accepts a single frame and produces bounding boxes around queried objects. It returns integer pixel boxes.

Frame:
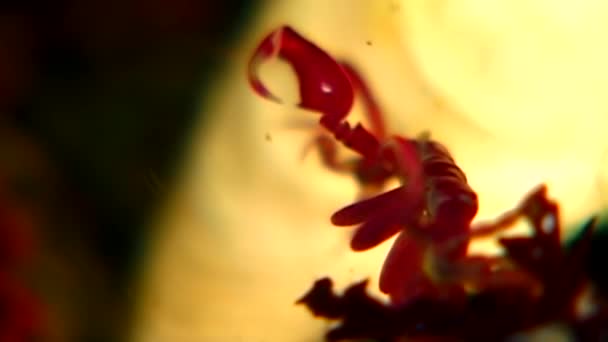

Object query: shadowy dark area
[588,219,608,293]
[298,201,608,341]
[0,1,259,340]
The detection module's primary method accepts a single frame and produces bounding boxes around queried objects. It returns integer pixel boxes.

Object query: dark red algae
[297,191,604,341]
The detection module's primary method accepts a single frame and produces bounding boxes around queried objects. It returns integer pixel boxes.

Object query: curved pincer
[248,26,355,122]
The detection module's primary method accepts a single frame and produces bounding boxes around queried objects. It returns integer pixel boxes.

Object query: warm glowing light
[131,1,608,341]
[396,0,608,228]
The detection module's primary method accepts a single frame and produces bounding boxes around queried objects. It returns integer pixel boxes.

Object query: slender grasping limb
[340,63,387,140]
[434,184,548,256]
[299,63,393,194]
[426,185,550,292]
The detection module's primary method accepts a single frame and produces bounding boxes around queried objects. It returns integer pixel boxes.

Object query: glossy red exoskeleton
[248,26,542,305]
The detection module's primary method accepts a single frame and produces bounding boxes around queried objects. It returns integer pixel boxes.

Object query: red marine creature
[247,25,607,341]
[248,26,541,305]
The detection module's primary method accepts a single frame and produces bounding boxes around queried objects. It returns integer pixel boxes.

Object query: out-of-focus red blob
[0,196,34,266]
[0,183,44,340]
[0,272,43,341]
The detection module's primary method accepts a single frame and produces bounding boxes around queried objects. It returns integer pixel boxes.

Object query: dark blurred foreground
[0,1,257,340]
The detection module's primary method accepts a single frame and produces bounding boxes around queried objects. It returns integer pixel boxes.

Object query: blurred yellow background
[132,1,608,341]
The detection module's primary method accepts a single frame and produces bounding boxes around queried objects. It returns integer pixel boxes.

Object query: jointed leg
[301,134,357,173]
[435,185,549,255]
[429,185,550,292]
